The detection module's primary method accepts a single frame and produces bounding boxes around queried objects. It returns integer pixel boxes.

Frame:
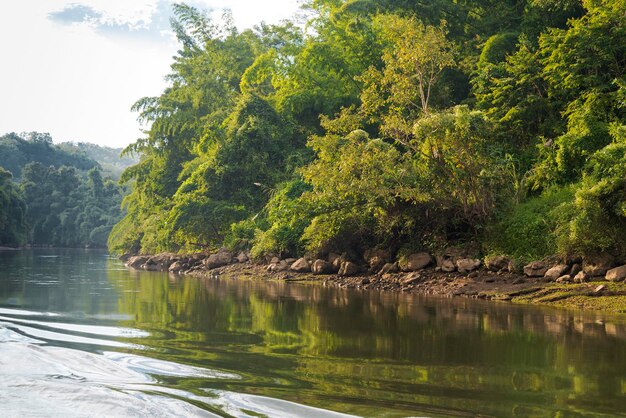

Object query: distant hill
[57,142,138,179]
[0,132,139,180]
[0,132,98,180]
[0,132,134,248]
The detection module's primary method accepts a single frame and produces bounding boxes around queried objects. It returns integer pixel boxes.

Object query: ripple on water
[0,315,150,338]
[0,322,143,349]
[103,351,240,379]
[0,325,350,418]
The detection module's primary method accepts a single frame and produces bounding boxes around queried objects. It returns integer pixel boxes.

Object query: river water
[1,249,626,417]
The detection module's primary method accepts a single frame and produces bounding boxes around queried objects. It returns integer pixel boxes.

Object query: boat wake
[0,307,355,418]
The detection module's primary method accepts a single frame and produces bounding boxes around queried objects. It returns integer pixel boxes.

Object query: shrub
[555,142,626,256]
[250,179,312,258]
[484,185,574,262]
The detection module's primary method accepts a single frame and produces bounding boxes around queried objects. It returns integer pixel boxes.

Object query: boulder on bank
[606,265,626,282]
[204,249,233,269]
[524,261,549,277]
[311,259,334,274]
[338,261,359,277]
[573,271,589,283]
[583,254,615,277]
[236,252,249,263]
[556,275,572,283]
[544,264,569,281]
[169,261,186,273]
[399,252,432,271]
[267,260,289,272]
[441,258,456,272]
[456,258,481,273]
[484,255,509,272]
[290,257,311,273]
[127,256,149,269]
[364,249,392,272]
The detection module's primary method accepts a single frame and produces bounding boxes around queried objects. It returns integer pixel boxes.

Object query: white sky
[0,0,302,148]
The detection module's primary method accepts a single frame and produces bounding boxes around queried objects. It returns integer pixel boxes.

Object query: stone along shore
[123,248,626,313]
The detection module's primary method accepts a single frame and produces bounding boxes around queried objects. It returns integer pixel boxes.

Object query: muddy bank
[123,251,626,314]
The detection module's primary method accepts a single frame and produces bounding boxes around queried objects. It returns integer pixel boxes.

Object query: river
[0,249,625,417]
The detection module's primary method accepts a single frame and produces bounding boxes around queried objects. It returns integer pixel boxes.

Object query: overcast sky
[0,1,302,148]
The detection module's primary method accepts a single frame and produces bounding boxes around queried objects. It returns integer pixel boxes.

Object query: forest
[0,0,618,264]
[106,0,626,263]
[0,132,128,247]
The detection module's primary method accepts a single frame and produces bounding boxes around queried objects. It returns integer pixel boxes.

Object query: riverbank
[210,264,626,313]
[123,250,626,314]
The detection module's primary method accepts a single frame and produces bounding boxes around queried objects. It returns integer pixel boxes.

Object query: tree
[359,14,455,140]
[0,167,26,246]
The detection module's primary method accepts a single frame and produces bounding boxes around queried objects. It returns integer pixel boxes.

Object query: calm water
[1,250,626,417]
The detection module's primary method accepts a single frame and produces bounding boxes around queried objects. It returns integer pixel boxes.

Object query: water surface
[1,249,626,417]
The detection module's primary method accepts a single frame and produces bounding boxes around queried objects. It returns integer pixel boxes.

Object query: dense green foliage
[0,132,97,180]
[111,0,626,262]
[21,163,124,247]
[0,168,26,246]
[0,133,128,248]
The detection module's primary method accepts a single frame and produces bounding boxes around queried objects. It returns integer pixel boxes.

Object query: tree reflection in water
[108,263,626,417]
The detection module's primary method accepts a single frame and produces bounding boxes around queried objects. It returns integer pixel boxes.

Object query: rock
[311,259,334,274]
[508,260,521,274]
[573,271,589,283]
[606,265,626,282]
[153,254,178,270]
[236,252,249,263]
[268,260,289,272]
[330,254,348,270]
[290,257,311,273]
[338,261,359,277]
[484,255,509,272]
[270,256,280,264]
[141,261,160,271]
[400,252,432,271]
[168,261,185,273]
[204,249,233,269]
[456,258,481,273]
[284,258,297,265]
[127,256,149,269]
[594,284,606,293]
[524,261,548,277]
[441,258,456,272]
[569,263,582,277]
[544,264,570,281]
[402,273,421,285]
[583,254,615,277]
[555,275,571,283]
[379,262,399,275]
[361,278,370,285]
[364,249,391,271]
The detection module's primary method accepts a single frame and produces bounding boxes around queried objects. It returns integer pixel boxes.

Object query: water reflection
[1,249,626,417]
